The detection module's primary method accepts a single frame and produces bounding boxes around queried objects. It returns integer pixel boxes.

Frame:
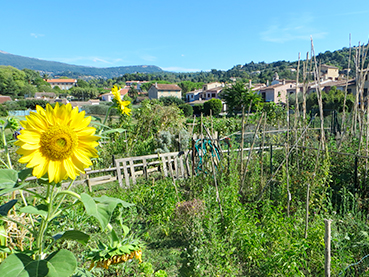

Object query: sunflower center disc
[40,125,78,161]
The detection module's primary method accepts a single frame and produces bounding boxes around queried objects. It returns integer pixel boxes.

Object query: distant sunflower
[15,103,99,183]
[111,85,131,115]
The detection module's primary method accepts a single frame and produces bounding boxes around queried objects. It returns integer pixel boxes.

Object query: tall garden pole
[240,106,245,176]
[324,219,332,277]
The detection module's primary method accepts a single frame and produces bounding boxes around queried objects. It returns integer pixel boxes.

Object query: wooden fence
[114,151,191,188]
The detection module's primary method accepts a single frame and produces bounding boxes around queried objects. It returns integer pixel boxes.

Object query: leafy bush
[179,103,193,117]
[193,103,203,115]
[0,105,8,116]
[82,103,118,115]
[203,98,222,116]
[159,96,185,106]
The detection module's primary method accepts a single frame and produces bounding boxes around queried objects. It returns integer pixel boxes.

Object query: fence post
[112,155,116,176]
[270,144,273,174]
[354,156,358,192]
[324,219,332,277]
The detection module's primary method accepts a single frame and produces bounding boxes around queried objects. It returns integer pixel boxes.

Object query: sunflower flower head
[111,85,131,115]
[15,103,99,183]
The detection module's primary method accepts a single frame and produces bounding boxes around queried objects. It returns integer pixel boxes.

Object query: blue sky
[1,0,369,72]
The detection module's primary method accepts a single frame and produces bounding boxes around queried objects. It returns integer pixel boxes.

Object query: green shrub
[193,103,203,115]
[179,103,193,117]
[159,96,185,106]
[0,105,8,116]
[203,98,222,116]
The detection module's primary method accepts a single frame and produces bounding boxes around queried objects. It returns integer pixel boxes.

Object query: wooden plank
[142,158,147,179]
[168,156,174,178]
[179,155,185,178]
[174,155,179,178]
[129,159,136,185]
[122,161,130,188]
[161,156,168,177]
[115,160,123,188]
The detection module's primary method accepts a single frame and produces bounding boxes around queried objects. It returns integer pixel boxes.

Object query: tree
[159,96,185,106]
[77,79,90,88]
[128,86,138,102]
[222,81,263,116]
[179,103,193,117]
[203,98,222,116]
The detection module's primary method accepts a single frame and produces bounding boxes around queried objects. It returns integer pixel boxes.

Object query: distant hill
[0,50,163,79]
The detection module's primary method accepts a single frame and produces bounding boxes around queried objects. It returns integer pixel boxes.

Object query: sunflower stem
[52,179,76,217]
[1,126,12,169]
[36,183,56,259]
[99,106,113,135]
[55,190,81,201]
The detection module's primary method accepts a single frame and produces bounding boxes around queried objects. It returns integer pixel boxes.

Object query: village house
[186,89,202,102]
[46,79,77,90]
[320,64,339,81]
[200,86,223,101]
[148,83,182,99]
[34,92,56,99]
[256,73,294,103]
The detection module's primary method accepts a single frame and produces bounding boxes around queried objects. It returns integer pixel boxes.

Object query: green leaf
[46,249,78,276]
[122,224,130,238]
[0,169,18,189]
[110,228,120,248]
[0,249,77,277]
[93,195,134,208]
[101,128,126,135]
[81,193,110,230]
[81,194,133,230]
[20,206,48,217]
[0,183,27,197]
[18,168,33,181]
[72,268,96,277]
[52,230,90,245]
[0,199,17,216]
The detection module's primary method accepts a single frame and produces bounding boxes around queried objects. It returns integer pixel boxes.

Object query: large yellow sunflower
[15,103,99,183]
[111,85,131,115]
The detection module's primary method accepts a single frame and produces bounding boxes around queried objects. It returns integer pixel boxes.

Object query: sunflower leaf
[81,193,133,230]
[53,230,90,245]
[20,206,48,217]
[101,128,126,135]
[0,249,77,277]
[18,168,33,181]
[0,200,17,216]
[0,169,18,189]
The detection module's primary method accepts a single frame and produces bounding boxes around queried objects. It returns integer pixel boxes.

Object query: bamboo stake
[240,106,245,176]
[324,219,332,277]
[286,141,291,217]
[260,113,267,186]
[295,53,301,172]
[341,34,352,141]
[302,52,309,122]
[311,37,326,150]
[366,95,369,184]
[241,113,264,192]
[304,183,310,239]
[294,53,301,129]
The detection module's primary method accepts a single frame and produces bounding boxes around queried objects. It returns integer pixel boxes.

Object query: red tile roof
[0,95,11,104]
[155,84,181,91]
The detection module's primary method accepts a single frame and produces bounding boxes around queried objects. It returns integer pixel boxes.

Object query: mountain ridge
[0,50,164,79]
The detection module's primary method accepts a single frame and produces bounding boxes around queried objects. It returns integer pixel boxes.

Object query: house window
[191,95,193,98]
[212,93,216,97]
[207,93,210,98]
[262,92,266,101]
[347,88,352,93]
